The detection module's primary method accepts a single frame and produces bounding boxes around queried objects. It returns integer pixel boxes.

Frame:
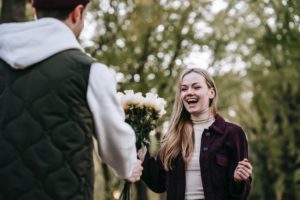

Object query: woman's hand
[234,158,252,182]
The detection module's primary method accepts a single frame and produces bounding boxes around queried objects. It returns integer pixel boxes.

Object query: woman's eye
[181,88,187,91]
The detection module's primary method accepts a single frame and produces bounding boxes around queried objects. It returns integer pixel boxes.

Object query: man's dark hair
[36,9,73,20]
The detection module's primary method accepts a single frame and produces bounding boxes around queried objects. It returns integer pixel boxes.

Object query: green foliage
[84,0,214,112]
[1,0,296,199]
[84,1,215,198]
[83,0,300,199]
[125,105,159,149]
[245,1,300,199]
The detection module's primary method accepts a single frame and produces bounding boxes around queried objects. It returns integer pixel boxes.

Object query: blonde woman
[139,68,252,200]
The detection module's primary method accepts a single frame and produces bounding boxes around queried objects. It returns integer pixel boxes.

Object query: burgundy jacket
[141,114,251,200]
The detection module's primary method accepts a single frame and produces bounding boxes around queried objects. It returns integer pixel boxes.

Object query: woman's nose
[186,88,194,94]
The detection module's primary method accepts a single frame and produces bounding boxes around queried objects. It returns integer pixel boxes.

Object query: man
[0,0,142,199]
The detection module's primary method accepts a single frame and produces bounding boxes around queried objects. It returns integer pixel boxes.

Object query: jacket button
[205,131,210,136]
[203,147,208,151]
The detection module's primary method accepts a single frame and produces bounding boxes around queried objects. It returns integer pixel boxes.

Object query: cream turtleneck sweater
[185,113,215,200]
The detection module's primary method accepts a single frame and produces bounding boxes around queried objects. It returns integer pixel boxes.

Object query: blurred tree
[204,0,300,199]
[84,0,212,199]
[2,0,299,199]
[0,0,27,23]
[246,0,300,199]
[83,0,251,199]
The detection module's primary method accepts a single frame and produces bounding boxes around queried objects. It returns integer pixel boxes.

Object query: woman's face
[180,72,215,117]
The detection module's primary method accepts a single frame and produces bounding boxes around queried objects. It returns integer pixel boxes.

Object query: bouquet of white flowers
[117,90,166,200]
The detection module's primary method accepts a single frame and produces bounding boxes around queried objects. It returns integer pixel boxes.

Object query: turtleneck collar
[191,108,215,124]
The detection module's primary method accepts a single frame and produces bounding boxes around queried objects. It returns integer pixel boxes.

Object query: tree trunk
[101,163,113,200]
[160,193,167,200]
[135,181,149,200]
[1,0,27,23]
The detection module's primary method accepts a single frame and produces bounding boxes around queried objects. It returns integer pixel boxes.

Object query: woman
[139,68,252,200]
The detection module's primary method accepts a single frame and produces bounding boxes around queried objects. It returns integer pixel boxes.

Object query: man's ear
[71,5,84,23]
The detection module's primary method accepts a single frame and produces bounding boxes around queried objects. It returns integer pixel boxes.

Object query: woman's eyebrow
[181,82,200,87]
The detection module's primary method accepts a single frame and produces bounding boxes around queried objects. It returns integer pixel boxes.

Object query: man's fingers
[126,159,144,183]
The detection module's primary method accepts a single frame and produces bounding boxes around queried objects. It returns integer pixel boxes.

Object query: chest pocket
[216,154,228,167]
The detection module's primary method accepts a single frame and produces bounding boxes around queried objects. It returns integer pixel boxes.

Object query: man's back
[0,49,95,200]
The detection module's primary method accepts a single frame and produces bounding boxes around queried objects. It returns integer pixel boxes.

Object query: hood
[0,18,83,69]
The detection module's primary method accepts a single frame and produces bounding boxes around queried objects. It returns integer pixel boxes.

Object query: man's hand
[126,159,143,183]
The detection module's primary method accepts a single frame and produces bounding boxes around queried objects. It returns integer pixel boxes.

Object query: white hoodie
[0,18,137,179]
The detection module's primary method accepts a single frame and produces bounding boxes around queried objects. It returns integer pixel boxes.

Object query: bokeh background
[1,0,299,199]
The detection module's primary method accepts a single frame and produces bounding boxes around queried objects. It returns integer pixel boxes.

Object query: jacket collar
[209,113,226,135]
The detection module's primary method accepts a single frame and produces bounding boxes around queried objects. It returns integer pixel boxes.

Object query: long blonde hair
[160,68,218,171]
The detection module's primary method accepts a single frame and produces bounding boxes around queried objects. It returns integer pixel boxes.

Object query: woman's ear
[209,88,215,99]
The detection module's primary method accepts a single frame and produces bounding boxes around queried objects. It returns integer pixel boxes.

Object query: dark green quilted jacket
[0,49,95,200]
